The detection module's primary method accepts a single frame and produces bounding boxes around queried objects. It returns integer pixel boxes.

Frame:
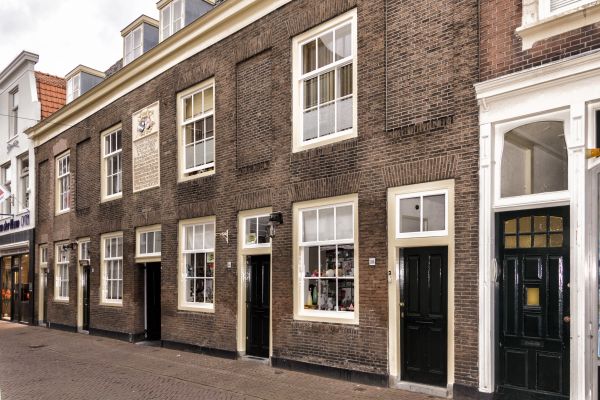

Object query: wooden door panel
[246,255,270,358]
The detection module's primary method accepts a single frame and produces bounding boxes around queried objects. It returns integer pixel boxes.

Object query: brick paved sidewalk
[0,321,436,400]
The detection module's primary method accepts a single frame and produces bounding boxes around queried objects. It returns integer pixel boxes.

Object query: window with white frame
[541,0,595,17]
[0,163,11,216]
[138,228,161,257]
[181,220,215,307]
[8,87,18,138]
[124,26,143,65]
[66,74,80,103]
[79,240,90,262]
[180,82,214,177]
[102,235,123,303]
[102,128,122,199]
[299,203,355,314]
[293,12,356,149]
[40,245,48,268]
[56,153,70,212]
[243,215,270,248]
[18,155,29,211]
[396,190,448,238]
[160,0,184,41]
[55,244,69,300]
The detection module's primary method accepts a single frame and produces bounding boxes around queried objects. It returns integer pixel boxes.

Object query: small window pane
[336,97,353,132]
[185,226,194,250]
[505,219,517,234]
[533,234,547,248]
[519,235,532,248]
[336,205,353,240]
[204,87,214,112]
[319,71,335,103]
[399,197,420,233]
[533,216,547,233]
[505,235,517,249]
[192,92,202,117]
[184,97,192,120]
[317,32,334,68]
[155,233,161,252]
[141,233,147,254]
[549,233,563,247]
[423,195,445,231]
[318,208,335,241]
[302,40,317,74]
[257,216,270,244]
[318,103,335,137]
[335,24,352,60]
[246,218,258,244]
[204,224,215,249]
[338,64,353,97]
[337,244,354,277]
[320,245,336,277]
[526,287,540,307]
[549,217,563,232]
[303,78,318,109]
[303,246,319,277]
[146,232,155,254]
[519,217,531,233]
[194,225,204,250]
[303,109,318,141]
[302,210,317,242]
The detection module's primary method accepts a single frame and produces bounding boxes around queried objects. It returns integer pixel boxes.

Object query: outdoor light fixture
[587,148,600,158]
[268,212,284,238]
[62,242,78,251]
[217,229,229,244]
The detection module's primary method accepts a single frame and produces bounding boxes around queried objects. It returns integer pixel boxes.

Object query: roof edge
[0,51,39,83]
[121,15,160,37]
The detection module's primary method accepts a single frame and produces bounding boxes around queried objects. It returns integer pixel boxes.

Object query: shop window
[243,215,271,248]
[179,219,215,310]
[396,190,448,238]
[299,202,355,316]
[501,121,568,198]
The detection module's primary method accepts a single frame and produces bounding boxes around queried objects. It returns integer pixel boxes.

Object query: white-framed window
[136,225,161,258]
[177,80,215,180]
[292,10,357,152]
[0,162,11,216]
[242,215,271,248]
[8,87,18,138]
[56,153,70,213]
[101,233,123,304]
[18,154,29,212]
[40,245,48,266]
[124,26,143,65]
[67,74,80,103]
[55,243,70,301]
[179,218,215,311]
[101,127,122,200]
[540,0,596,18]
[298,200,356,320]
[395,190,448,238]
[160,0,184,41]
[79,240,90,262]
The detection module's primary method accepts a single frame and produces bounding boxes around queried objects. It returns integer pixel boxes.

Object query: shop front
[0,229,34,324]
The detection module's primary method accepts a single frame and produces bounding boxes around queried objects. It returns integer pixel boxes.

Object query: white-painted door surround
[475,51,600,399]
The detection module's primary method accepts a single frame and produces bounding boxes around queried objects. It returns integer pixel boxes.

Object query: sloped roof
[35,72,66,120]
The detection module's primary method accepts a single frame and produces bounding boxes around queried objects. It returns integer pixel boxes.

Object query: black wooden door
[145,264,161,340]
[82,266,90,331]
[401,247,448,387]
[497,207,569,400]
[246,255,270,358]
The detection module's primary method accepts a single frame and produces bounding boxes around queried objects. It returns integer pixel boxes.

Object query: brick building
[27,0,480,397]
[477,0,600,399]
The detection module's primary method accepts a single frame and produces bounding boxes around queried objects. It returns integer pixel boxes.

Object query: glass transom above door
[503,215,564,249]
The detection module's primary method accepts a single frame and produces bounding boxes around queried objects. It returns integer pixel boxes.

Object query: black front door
[82,266,90,331]
[10,259,20,323]
[401,247,448,387]
[497,207,570,400]
[145,264,161,341]
[246,255,270,358]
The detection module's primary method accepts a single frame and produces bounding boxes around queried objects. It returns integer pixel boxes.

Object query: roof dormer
[157,0,215,42]
[65,66,105,103]
[121,15,159,66]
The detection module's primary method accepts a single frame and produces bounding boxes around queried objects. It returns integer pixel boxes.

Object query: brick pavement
[0,321,437,400]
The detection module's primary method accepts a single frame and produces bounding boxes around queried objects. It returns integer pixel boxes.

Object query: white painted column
[567,106,591,399]
[479,122,495,394]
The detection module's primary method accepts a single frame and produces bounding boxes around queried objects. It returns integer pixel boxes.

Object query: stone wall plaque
[132,102,160,192]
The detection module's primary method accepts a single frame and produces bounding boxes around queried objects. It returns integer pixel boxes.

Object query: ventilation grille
[551,0,590,12]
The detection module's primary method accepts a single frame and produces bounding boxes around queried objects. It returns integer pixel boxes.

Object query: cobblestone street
[0,322,435,400]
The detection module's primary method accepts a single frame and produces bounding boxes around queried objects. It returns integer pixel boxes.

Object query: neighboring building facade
[477,1,600,399]
[27,0,481,397]
[0,51,65,325]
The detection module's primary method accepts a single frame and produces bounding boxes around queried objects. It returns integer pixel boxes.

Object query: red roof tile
[35,71,66,120]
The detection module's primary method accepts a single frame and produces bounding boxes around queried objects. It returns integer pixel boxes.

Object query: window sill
[55,209,70,216]
[178,303,215,313]
[179,167,215,183]
[101,193,123,203]
[100,300,123,307]
[54,298,69,303]
[493,190,570,211]
[517,2,600,50]
[295,310,357,325]
[135,255,161,263]
[293,129,356,154]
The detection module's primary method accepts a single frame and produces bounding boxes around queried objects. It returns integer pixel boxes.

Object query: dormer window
[66,75,80,103]
[124,26,143,65]
[160,0,184,41]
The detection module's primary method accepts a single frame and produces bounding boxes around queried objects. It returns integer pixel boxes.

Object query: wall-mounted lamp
[586,148,600,158]
[61,242,78,251]
[268,212,284,239]
[217,230,229,244]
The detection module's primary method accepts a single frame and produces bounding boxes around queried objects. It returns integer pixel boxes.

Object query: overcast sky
[0,0,160,77]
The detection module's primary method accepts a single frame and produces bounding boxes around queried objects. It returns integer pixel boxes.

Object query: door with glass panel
[1,257,11,320]
[497,207,569,399]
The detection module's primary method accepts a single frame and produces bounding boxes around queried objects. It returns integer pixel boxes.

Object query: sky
[0,0,160,77]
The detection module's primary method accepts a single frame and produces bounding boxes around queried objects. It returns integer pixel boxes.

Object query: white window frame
[539,0,596,19]
[177,79,215,181]
[124,25,143,66]
[100,233,124,306]
[294,195,359,324]
[56,152,70,214]
[160,0,185,42]
[178,217,215,312]
[0,162,11,217]
[395,189,449,239]
[55,243,70,301]
[136,225,161,261]
[493,110,571,210]
[79,239,90,263]
[8,87,18,138]
[101,126,123,201]
[67,74,80,103]
[17,154,29,212]
[242,215,271,249]
[40,245,48,266]
[292,9,358,153]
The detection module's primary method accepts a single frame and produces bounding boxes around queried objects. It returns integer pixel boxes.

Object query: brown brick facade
[35,0,480,393]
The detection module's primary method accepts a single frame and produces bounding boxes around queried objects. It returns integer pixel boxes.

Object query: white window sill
[242,243,271,250]
[101,193,123,203]
[296,310,357,325]
[135,255,161,263]
[54,297,69,303]
[178,303,215,313]
[100,300,123,307]
[396,229,448,240]
[55,208,70,216]
[179,167,215,183]
[517,2,600,50]
[293,128,356,153]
